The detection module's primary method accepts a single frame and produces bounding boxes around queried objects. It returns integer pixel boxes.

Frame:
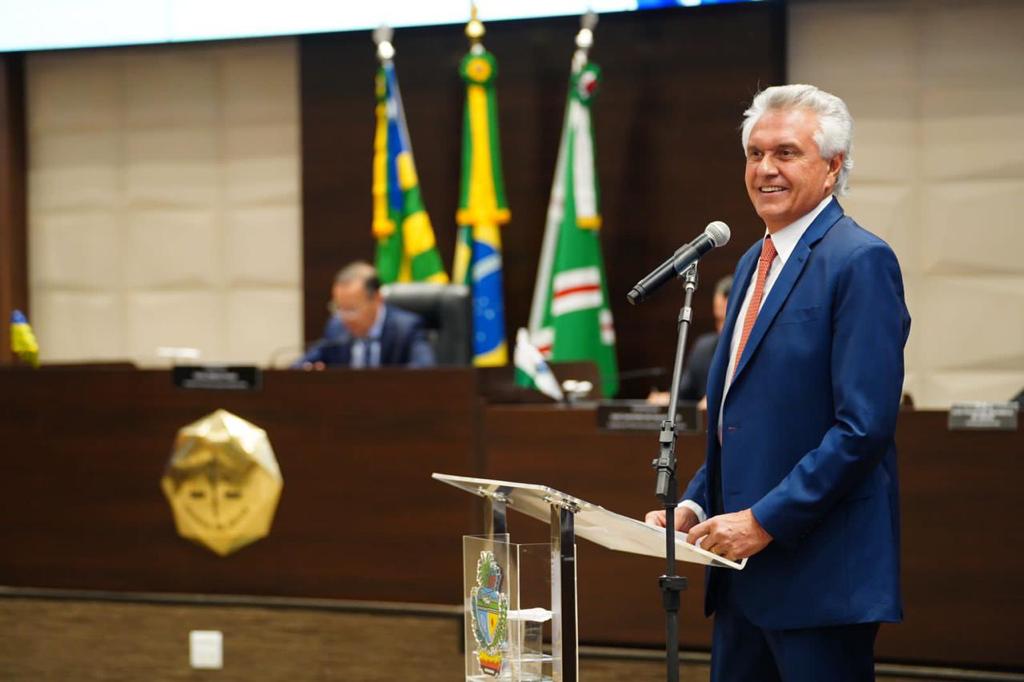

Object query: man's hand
[686,508,772,561]
[644,505,700,533]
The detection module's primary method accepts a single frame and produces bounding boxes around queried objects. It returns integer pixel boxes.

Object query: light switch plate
[189,630,223,669]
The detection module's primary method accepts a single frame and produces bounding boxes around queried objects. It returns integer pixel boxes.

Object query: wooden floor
[2,593,1016,682]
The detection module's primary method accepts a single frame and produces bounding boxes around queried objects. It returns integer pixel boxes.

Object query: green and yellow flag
[526,59,619,397]
[372,60,448,284]
[452,47,510,366]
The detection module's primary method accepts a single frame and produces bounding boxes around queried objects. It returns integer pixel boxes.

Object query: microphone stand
[652,264,698,682]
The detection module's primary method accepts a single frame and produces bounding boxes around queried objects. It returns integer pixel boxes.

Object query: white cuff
[677,499,707,524]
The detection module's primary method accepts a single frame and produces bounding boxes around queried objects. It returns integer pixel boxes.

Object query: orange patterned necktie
[731,236,778,381]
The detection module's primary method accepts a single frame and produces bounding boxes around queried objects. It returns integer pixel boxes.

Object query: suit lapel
[730,199,844,385]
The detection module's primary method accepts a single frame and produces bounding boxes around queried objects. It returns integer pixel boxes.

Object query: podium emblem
[470,550,509,676]
[161,409,283,556]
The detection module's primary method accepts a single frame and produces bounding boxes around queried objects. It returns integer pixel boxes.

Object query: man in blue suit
[295,262,435,369]
[647,84,910,681]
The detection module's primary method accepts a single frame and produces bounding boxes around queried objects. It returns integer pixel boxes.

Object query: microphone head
[704,221,731,247]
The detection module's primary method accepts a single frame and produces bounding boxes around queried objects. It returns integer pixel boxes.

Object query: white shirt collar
[766,194,834,265]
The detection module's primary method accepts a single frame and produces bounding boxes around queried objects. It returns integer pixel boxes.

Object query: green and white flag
[513,328,564,401]
[527,61,618,397]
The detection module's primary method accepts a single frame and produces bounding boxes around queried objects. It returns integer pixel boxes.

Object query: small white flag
[513,328,564,401]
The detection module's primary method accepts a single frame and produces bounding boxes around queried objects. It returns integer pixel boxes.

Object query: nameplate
[596,400,701,433]
[173,365,262,391]
[948,402,1018,431]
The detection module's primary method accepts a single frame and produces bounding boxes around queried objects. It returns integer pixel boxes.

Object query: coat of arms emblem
[470,550,509,676]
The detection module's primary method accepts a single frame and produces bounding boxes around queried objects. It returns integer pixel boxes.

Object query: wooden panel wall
[0,368,478,603]
[299,5,786,395]
[0,54,28,363]
[3,370,1018,669]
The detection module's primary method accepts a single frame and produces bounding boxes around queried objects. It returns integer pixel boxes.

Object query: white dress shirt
[680,195,834,524]
[350,305,387,369]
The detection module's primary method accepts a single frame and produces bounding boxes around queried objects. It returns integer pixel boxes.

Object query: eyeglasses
[327,299,372,319]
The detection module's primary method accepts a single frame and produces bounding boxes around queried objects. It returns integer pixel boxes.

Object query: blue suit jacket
[295,305,435,368]
[683,198,910,629]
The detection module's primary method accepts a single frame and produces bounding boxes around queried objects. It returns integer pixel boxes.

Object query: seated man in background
[295,262,435,369]
[648,275,732,407]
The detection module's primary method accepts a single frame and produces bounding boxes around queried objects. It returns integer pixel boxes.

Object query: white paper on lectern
[432,473,746,571]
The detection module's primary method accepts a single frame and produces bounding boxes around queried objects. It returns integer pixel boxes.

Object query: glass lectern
[433,473,745,682]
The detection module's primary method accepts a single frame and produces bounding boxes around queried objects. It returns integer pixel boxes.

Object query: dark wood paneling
[300,5,786,394]
[884,411,1024,668]
[0,54,28,364]
[480,405,1024,670]
[4,368,1016,669]
[0,368,479,603]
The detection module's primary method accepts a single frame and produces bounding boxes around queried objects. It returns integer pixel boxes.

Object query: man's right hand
[644,505,699,533]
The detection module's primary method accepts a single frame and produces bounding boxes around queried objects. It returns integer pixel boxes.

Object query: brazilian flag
[452,49,510,367]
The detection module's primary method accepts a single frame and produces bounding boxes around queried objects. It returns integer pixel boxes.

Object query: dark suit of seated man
[294,262,435,369]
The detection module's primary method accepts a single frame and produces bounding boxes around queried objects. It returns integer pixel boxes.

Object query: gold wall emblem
[161,409,283,556]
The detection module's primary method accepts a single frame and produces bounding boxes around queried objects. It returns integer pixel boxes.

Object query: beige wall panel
[921,110,1024,180]
[847,121,917,184]
[914,277,1024,372]
[224,206,301,286]
[790,0,1024,407]
[123,209,222,288]
[920,2,1024,86]
[226,289,303,366]
[125,291,225,362]
[224,124,299,196]
[123,128,220,207]
[921,371,1024,406]
[920,181,1024,275]
[26,53,121,133]
[122,50,220,128]
[27,38,301,367]
[788,2,917,95]
[28,132,121,211]
[31,212,121,290]
[222,43,299,125]
[31,292,125,361]
[840,184,915,259]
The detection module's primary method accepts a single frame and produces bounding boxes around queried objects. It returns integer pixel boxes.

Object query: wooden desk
[0,368,478,603]
[1,368,1020,668]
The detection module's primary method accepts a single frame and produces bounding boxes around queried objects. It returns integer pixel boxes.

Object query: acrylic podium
[432,473,745,682]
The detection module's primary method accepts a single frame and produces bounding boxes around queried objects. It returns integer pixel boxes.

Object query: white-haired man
[647,84,910,681]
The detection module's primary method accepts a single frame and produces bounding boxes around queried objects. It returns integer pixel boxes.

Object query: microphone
[627,221,730,305]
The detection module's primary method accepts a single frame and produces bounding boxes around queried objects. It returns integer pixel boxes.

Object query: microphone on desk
[626,221,731,305]
[266,338,347,369]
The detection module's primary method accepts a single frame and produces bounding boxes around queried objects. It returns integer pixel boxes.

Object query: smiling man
[646,85,910,681]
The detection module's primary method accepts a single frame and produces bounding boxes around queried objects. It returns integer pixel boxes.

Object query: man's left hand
[686,508,772,561]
